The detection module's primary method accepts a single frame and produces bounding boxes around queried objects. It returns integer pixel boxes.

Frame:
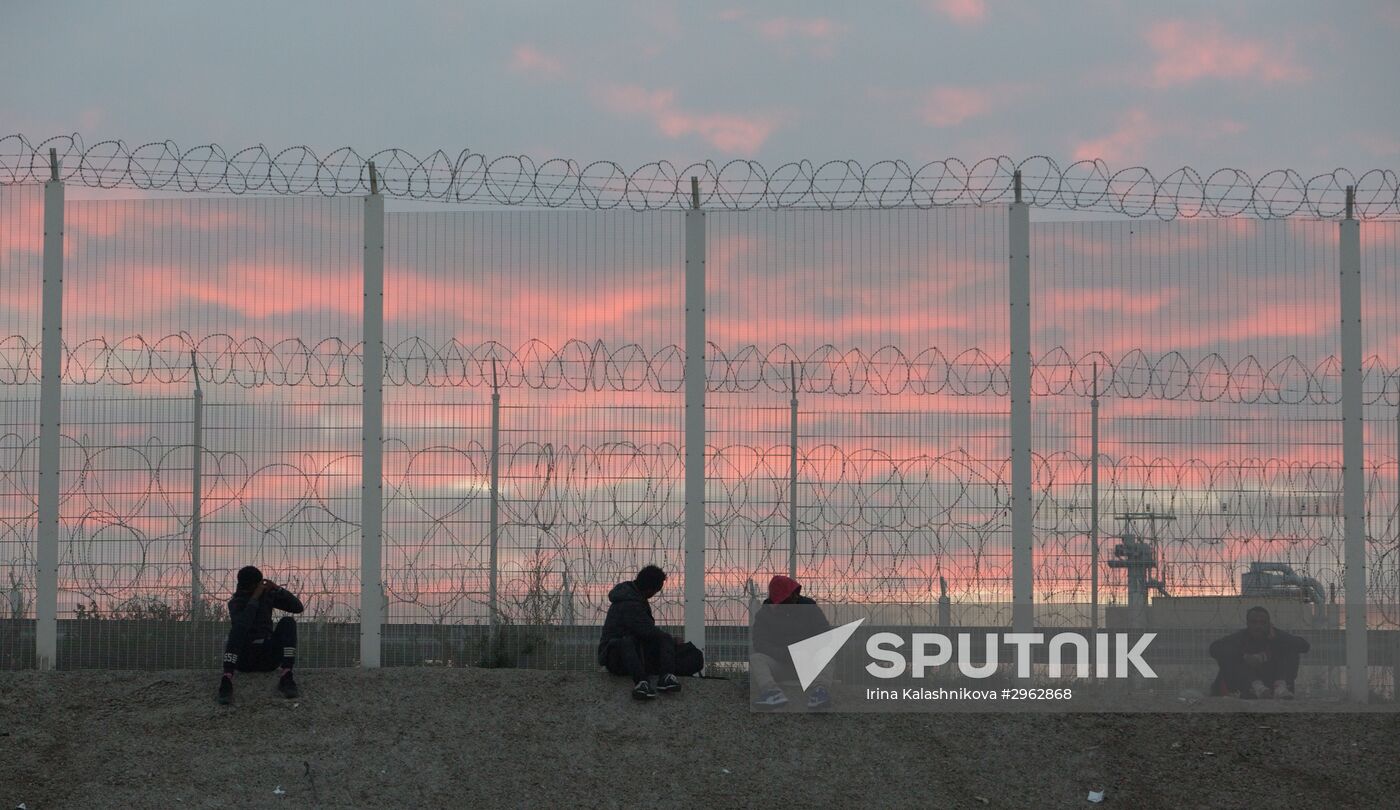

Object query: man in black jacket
[1209,606,1311,699]
[751,575,834,709]
[598,565,681,700]
[218,565,304,704]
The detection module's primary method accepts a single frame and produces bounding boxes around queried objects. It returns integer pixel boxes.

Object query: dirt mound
[2,668,1396,808]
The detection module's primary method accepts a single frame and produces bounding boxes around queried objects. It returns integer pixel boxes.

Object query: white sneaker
[1250,680,1272,699]
[754,687,789,708]
[1272,680,1294,700]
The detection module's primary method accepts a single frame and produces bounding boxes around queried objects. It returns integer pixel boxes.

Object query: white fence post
[684,177,707,652]
[36,149,63,670]
[1090,363,1100,643]
[190,351,203,619]
[1009,172,1033,635]
[488,359,501,636]
[1340,187,1367,702]
[360,164,385,668]
[789,361,799,579]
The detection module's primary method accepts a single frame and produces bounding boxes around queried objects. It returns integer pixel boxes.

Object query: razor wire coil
[4,134,1397,219]
[2,334,1397,405]
[3,429,1395,624]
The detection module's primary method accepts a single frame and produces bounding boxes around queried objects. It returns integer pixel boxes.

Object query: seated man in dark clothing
[218,565,304,704]
[751,574,834,710]
[1209,606,1311,699]
[598,565,681,700]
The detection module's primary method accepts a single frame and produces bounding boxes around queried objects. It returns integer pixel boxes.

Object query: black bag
[674,640,705,676]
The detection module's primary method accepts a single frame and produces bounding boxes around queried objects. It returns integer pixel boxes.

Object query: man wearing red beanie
[751,574,833,709]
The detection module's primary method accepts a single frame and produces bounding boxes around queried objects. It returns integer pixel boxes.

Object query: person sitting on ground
[751,574,834,710]
[217,565,304,704]
[598,565,682,700]
[1208,606,1311,699]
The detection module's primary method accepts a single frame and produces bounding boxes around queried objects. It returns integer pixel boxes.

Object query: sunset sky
[3,1,1398,175]
[1,1,1398,626]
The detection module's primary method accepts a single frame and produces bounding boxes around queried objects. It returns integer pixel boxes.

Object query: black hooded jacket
[227,586,304,641]
[752,595,831,658]
[597,580,671,664]
[1208,627,1310,664]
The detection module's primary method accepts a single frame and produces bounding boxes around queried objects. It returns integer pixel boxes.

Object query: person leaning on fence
[751,575,833,710]
[217,565,304,705]
[1208,606,1311,699]
[598,565,683,700]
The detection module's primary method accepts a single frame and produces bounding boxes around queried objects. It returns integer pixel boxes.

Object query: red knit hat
[768,575,801,604]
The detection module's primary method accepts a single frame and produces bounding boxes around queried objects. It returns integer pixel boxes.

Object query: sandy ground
[1,668,1396,809]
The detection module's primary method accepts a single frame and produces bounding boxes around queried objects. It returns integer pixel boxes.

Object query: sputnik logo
[787,619,865,690]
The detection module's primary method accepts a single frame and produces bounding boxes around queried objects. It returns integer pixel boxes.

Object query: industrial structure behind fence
[0,140,1397,702]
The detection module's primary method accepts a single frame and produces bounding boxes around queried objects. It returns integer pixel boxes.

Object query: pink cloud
[1353,131,1400,159]
[1381,3,1400,29]
[1072,108,1156,164]
[79,107,104,132]
[1048,282,1337,357]
[57,257,360,326]
[1145,20,1309,87]
[1043,287,1184,317]
[929,0,986,25]
[718,10,845,54]
[599,85,779,155]
[1035,223,1211,260]
[0,190,45,257]
[1377,3,1400,30]
[465,268,681,347]
[509,44,564,79]
[921,86,995,128]
[753,16,844,42]
[384,266,484,323]
[67,199,254,241]
[1212,303,1334,344]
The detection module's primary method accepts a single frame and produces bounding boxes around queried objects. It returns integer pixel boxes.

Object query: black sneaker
[217,677,234,705]
[655,674,682,693]
[277,672,299,699]
[632,680,658,700]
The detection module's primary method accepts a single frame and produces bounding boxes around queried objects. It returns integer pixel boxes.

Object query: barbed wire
[3,431,1396,625]
[3,334,1397,404]
[3,134,1397,219]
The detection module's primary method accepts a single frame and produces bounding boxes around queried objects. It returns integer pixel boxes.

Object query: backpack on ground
[674,640,705,676]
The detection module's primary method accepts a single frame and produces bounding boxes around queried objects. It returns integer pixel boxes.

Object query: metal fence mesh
[0,192,1392,695]
[0,186,41,668]
[1363,223,1399,646]
[381,211,685,666]
[708,208,1010,625]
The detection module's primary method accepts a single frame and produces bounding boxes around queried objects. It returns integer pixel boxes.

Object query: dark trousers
[603,636,675,683]
[224,616,297,673]
[1213,652,1302,695]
